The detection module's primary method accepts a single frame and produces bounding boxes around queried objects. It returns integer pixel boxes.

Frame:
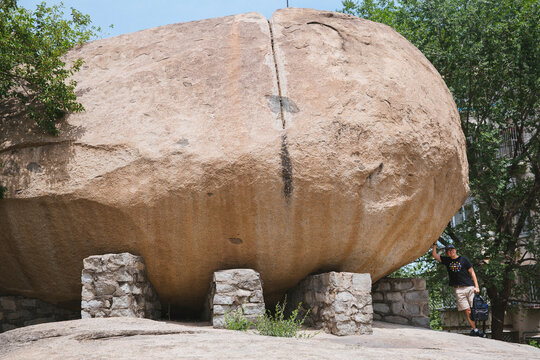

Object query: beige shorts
[454,286,475,311]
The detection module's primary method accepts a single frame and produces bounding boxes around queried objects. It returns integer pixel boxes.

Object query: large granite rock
[0,8,468,311]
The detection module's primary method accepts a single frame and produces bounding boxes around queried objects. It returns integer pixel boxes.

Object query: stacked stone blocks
[372,278,429,328]
[288,272,373,336]
[0,296,78,333]
[207,269,265,328]
[81,253,161,319]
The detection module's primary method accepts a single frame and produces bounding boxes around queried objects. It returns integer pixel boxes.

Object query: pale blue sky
[19,1,347,38]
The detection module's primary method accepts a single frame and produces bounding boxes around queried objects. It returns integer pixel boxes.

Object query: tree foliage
[342,0,540,340]
[0,0,99,134]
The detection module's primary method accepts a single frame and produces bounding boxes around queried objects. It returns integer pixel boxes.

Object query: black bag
[471,294,489,321]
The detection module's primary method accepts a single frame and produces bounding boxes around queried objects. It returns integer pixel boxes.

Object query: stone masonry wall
[206,269,265,328]
[0,296,78,333]
[372,278,429,328]
[288,272,373,336]
[81,253,161,319]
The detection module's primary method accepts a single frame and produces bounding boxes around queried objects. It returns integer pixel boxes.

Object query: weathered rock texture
[288,272,373,335]
[0,296,78,333]
[0,8,469,311]
[372,278,429,328]
[81,253,161,319]
[3,318,540,360]
[206,269,265,328]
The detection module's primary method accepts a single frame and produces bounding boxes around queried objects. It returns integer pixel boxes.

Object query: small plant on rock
[255,297,311,338]
[224,306,252,331]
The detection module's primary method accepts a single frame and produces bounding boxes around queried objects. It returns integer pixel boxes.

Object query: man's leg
[464,308,476,329]
[463,287,486,337]
[455,287,479,336]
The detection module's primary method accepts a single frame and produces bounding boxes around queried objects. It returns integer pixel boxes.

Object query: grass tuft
[255,297,311,338]
[224,306,253,331]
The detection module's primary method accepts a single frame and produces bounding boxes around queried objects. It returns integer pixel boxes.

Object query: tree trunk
[489,297,507,340]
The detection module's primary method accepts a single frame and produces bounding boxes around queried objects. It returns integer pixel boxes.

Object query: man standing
[432,242,486,337]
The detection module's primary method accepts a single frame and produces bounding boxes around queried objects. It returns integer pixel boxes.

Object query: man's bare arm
[468,267,480,293]
[432,243,441,262]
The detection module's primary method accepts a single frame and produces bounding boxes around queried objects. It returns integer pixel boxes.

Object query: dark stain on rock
[177,138,189,146]
[2,160,19,175]
[367,162,384,181]
[26,162,43,173]
[228,238,243,245]
[265,95,300,114]
[207,192,213,197]
[75,87,91,96]
[265,95,281,114]
[282,97,299,113]
[280,135,293,200]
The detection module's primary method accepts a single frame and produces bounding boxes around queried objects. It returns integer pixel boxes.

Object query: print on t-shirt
[449,260,462,272]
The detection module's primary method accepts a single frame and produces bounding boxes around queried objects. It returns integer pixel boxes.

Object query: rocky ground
[1,318,538,359]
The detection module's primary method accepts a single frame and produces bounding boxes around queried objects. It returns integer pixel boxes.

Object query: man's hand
[474,287,480,294]
[432,242,441,262]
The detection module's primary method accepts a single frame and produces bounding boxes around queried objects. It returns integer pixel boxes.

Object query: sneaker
[477,330,487,338]
[470,330,478,336]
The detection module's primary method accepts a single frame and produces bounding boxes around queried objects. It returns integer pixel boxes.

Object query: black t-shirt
[441,255,474,287]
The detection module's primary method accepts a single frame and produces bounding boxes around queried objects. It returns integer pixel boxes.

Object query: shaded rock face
[0,8,468,311]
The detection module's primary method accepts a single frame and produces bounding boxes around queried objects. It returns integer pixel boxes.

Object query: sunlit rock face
[0,8,468,311]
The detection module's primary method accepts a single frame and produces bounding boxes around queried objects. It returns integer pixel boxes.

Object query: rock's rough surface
[0,296,78,333]
[288,272,373,336]
[372,278,430,328]
[0,8,469,310]
[1,318,539,360]
[206,269,265,328]
[81,253,161,319]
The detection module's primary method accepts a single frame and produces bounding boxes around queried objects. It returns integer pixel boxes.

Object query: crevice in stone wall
[280,134,293,200]
[267,20,285,129]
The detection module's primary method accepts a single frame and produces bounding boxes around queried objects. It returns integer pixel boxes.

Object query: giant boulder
[0,8,468,311]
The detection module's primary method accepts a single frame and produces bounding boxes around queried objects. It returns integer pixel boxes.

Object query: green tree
[341,0,539,340]
[1,0,100,198]
[0,0,99,135]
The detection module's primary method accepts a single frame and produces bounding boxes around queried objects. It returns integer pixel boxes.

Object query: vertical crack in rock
[269,19,293,199]
[280,134,293,199]
[268,20,286,129]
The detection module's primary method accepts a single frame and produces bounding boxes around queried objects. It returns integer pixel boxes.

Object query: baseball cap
[445,244,456,251]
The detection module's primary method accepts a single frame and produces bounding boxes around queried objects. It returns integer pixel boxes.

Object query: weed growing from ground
[224,307,252,331]
[255,297,312,338]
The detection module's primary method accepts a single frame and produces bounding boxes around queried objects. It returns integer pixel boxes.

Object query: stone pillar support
[81,253,161,319]
[288,272,373,336]
[207,269,265,328]
[371,278,430,328]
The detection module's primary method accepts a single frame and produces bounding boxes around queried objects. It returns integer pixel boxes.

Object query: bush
[1,0,100,134]
[224,307,253,331]
[255,298,310,338]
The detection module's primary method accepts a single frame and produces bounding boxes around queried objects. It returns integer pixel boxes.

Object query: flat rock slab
[0,318,537,360]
